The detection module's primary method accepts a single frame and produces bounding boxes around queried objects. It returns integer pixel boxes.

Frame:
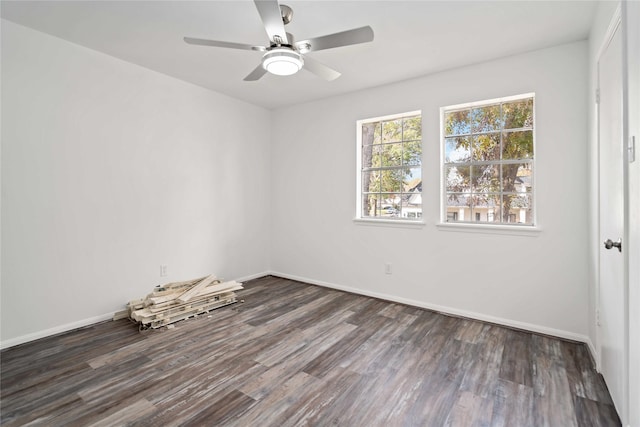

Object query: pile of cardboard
[127,274,243,329]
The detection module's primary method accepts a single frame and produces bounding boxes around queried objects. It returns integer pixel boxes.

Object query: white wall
[0,20,272,347]
[271,41,590,339]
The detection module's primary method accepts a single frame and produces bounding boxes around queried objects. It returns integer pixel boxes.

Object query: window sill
[354,218,426,229]
[436,222,541,236]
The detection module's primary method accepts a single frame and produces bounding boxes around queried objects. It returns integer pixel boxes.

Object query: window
[442,94,534,226]
[357,111,422,221]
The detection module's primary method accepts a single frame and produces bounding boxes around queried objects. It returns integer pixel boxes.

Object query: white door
[597,17,626,418]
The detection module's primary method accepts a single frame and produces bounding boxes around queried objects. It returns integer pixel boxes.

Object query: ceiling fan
[184,0,374,81]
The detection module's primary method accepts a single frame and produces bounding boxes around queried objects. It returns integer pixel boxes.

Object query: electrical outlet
[385,263,392,275]
[160,265,168,277]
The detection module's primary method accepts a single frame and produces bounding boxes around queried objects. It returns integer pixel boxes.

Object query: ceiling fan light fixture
[262,48,303,76]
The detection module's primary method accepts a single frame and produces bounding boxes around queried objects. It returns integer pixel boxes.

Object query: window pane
[445,137,471,163]
[403,139,422,166]
[472,133,500,161]
[444,110,471,136]
[361,144,376,169]
[370,144,383,167]
[403,116,422,141]
[471,193,501,223]
[504,193,533,224]
[471,164,499,193]
[363,194,382,217]
[380,193,401,217]
[403,167,422,190]
[503,130,533,160]
[402,168,422,192]
[502,163,532,193]
[362,122,378,146]
[471,104,502,133]
[380,169,403,192]
[381,143,403,167]
[401,188,422,218]
[503,98,533,129]
[373,122,382,144]
[362,171,380,193]
[446,194,470,221]
[446,165,470,192]
[382,119,402,143]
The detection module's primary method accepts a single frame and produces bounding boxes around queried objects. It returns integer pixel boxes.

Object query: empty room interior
[1,0,638,426]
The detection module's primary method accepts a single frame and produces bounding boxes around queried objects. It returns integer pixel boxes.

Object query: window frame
[355,110,424,226]
[439,93,537,229]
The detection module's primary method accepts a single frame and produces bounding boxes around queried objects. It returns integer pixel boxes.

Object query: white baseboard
[235,271,271,283]
[0,312,114,350]
[270,271,593,345]
[585,336,600,371]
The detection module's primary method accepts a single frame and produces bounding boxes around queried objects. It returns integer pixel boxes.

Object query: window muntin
[358,112,422,220]
[442,95,534,226]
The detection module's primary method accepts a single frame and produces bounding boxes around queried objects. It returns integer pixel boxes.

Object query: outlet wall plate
[385,263,392,275]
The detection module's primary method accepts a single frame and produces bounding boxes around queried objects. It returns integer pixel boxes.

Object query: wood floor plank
[499,329,534,387]
[300,314,388,378]
[180,389,256,427]
[0,276,621,426]
[533,357,578,427]
[459,324,506,398]
[233,371,321,426]
[574,395,622,427]
[491,378,536,426]
[86,398,156,427]
[345,368,403,426]
[561,340,616,405]
[277,367,362,427]
[454,318,489,344]
[253,312,358,368]
[444,390,494,427]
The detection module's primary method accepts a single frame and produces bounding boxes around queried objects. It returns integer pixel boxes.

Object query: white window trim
[355,110,424,225]
[354,218,426,229]
[436,222,541,236]
[438,93,538,231]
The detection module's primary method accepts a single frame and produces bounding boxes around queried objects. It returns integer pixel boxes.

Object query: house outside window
[357,111,422,221]
[442,94,535,226]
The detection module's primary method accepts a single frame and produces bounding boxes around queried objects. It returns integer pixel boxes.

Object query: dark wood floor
[1,276,620,426]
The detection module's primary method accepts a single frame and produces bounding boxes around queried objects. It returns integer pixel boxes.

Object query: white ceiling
[1,0,598,109]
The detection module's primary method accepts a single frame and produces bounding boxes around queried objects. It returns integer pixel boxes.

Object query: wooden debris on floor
[127,274,243,329]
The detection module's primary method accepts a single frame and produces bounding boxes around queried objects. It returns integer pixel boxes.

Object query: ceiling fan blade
[244,64,268,81]
[303,56,341,81]
[295,26,374,53]
[184,37,266,52]
[254,0,289,45]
